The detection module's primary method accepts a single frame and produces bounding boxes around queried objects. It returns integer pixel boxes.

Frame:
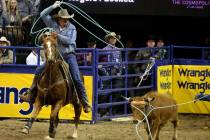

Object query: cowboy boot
[76,87,92,113]
[19,75,39,103]
[83,104,92,113]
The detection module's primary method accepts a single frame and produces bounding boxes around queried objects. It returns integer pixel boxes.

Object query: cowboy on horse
[19,1,91,113]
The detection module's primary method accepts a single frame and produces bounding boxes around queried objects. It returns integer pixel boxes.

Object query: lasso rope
[61,1,124,48]
[129,94,210,140]
[30,0,127,107]
[31,1,124,48]
[137,57,155,87]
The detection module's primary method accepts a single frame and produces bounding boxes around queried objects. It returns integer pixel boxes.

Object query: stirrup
[19,90,32,102]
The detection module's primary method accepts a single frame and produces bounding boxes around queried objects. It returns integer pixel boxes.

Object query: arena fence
[0,46,210,123]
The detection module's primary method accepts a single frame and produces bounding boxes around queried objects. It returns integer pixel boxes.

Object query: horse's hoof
[44,136,54,140]
[67,135,78,139]
[21,126,29,134]
[72,133,78,139]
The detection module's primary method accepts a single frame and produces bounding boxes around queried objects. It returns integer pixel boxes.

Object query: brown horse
[21,33,82,139]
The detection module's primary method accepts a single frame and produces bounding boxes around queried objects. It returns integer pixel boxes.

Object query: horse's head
[41,32,58,63]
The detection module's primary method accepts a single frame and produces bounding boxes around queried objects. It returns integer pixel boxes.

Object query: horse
[21,33,82,139]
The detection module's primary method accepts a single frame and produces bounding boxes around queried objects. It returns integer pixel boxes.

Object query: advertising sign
[0,73,93,120]
[173,65,210,114]
[63,0,210,16]
[157,65,173,95]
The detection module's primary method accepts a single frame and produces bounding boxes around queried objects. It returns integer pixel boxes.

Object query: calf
[130,91,178,140]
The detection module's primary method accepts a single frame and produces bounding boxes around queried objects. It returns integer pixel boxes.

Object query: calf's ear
[144,97,155,103]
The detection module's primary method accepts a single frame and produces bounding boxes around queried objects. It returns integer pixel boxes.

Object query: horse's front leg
[72,102,82,139]
[45,101,62,140]
[21,100,42,134]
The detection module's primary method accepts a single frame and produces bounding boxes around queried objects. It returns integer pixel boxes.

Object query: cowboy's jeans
[65,53,89,105]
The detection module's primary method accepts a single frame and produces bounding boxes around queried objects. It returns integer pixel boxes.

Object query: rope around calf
[129,94,210,140]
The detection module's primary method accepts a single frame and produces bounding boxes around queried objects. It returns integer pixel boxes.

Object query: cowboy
[103,32,122,76]
[0,36,13,64]
[19,1,91,113]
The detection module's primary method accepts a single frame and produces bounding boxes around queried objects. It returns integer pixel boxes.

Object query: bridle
[37,36,68,95]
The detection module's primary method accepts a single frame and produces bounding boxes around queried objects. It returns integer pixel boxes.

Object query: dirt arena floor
[0,114,209,140]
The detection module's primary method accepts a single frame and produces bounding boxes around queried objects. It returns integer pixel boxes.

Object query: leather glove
[52,1,61,9]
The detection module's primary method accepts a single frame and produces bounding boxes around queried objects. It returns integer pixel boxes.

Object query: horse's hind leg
[45,102,62,139]
[21,100,42,134]
[72,102,82,139]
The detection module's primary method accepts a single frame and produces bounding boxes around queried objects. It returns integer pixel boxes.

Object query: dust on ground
[0,114,209,140]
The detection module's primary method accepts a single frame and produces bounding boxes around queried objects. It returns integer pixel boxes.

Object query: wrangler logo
[0,87,33,115]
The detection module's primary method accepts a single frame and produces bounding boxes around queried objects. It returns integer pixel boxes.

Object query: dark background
[64,0,210,16]
[37,0,210,48]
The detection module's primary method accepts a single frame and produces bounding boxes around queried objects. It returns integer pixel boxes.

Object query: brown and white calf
[130,91,178,140]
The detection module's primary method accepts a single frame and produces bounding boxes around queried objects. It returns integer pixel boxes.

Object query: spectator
[1,0,7,12]
[17,0,35,21]
[146,35,156,48]
[155,37,168,60]
[0,36,13,64]
[134,35,155,74]
[103,32,122,76]
[156,38,165,47]
[26,49,45,65]
[6,0,25,45]
[6,0,22,26]
[126,39,137,62]
[0,3,9,28]
[17,0,39,45]
[77,36,97,66]
[86,36,97,64]
[101,32,124,116]
[133,35,155,94]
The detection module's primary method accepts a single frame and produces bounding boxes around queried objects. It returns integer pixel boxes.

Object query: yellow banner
[173,65,210,114]
[157,65,173,95]
[0,73,93,120]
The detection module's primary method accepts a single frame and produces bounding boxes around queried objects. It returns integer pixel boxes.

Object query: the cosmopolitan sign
[63,0,210,16]
[172,0,210,9]
[67,0,135,3]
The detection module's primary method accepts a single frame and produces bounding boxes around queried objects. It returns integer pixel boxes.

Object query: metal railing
[0,26,25,46]
[1,45,209,122]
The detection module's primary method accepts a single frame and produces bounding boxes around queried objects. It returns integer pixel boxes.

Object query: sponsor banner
[157,65,173,95]
[0,73,93,120]
[173,65,210,114]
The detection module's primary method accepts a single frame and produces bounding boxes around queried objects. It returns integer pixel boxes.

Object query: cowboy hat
[104,32,121,42]
[0,36,11,46]
[54,9,74,19]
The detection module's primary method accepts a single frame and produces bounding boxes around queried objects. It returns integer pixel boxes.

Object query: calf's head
[130,96,154,124]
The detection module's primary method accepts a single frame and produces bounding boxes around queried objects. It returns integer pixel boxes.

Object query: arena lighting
[64,0,210,16]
